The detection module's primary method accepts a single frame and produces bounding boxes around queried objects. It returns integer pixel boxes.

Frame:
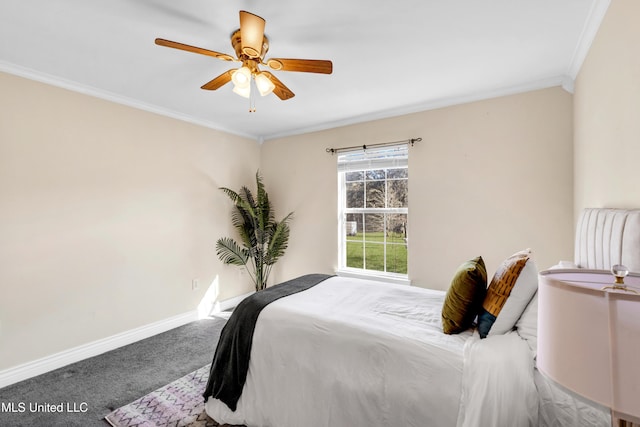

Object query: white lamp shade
[537,270,640,423]
[254,72,275,96]
[610,291,640,421]
[232,84,250,99]
[231,66,251,89]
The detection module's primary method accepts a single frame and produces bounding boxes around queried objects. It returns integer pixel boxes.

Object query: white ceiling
[0,0,609,142]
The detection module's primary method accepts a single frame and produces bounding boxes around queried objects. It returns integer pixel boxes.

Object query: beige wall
[262,87,574,290]
[0,71,576,372]
[0,72,259,370]
[574,0,640,214]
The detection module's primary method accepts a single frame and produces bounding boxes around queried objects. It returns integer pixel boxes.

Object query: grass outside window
[346,232,407,274]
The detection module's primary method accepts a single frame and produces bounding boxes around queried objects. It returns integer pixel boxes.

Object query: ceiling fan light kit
[254,72,276,96]
[232,84,251,99]
[155,10,333,111]
[231,66,252,89]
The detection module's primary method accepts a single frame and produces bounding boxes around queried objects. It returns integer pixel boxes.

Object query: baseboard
[210,291,254,314]
[0,310,198,389]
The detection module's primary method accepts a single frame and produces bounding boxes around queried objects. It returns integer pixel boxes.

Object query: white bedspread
[205,276,538,427]
[456,331,538,427]
[535,370,610,427]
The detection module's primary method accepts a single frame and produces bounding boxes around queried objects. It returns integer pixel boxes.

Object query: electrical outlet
[192,279,200,291]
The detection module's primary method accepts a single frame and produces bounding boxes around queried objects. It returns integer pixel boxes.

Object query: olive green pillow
[442,256,488,334]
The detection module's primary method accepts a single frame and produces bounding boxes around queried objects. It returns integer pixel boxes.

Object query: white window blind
[337,144,408,172]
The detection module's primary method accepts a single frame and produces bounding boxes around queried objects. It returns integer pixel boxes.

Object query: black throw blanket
[202,273,333,411]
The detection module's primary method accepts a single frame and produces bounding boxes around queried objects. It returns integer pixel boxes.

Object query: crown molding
[0,61,258,142]
[0,59,584,145]
[566,0,611,79]
[260,75,569,142]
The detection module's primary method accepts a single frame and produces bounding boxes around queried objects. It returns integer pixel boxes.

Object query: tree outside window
[340,162,408,276]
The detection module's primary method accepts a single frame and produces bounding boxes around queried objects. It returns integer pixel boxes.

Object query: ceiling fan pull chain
[249,78,257,113]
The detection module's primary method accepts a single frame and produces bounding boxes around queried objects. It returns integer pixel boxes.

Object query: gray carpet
[0,317,225,427]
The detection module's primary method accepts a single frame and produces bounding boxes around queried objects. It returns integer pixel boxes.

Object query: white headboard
[575,208,640,273]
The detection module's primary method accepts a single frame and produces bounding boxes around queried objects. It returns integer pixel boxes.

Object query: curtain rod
[325,137,422,155]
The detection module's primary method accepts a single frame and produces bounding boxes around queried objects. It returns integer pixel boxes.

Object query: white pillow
[515,291,538,358]
[488,258,538,336]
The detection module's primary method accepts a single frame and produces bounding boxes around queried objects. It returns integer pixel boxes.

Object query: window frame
[336,148,410,285]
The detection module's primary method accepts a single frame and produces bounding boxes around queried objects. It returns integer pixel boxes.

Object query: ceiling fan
[155,10,333,102]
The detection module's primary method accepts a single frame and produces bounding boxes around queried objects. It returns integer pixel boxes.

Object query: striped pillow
[477,249,531,338]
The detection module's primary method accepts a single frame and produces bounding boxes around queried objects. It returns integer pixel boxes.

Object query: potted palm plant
[216,171,293,291]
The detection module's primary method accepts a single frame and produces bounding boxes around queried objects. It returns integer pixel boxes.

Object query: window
[338,144,408,280]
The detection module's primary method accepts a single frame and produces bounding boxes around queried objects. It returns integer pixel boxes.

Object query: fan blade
[201,70,234,90]
[239,11,265,58]
[266,58,333,74]
[155,38,235,62]
[261,71,295,100]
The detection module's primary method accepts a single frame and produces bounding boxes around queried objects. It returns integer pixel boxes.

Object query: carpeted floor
[0,318,226,427]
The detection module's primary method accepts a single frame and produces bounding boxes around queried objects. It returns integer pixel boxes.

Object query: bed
[203,208,640,427]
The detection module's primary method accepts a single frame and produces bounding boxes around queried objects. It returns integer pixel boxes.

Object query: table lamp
[538,267,640,427]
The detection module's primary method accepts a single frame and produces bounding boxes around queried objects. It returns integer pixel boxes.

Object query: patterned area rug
[105,364,238,427]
